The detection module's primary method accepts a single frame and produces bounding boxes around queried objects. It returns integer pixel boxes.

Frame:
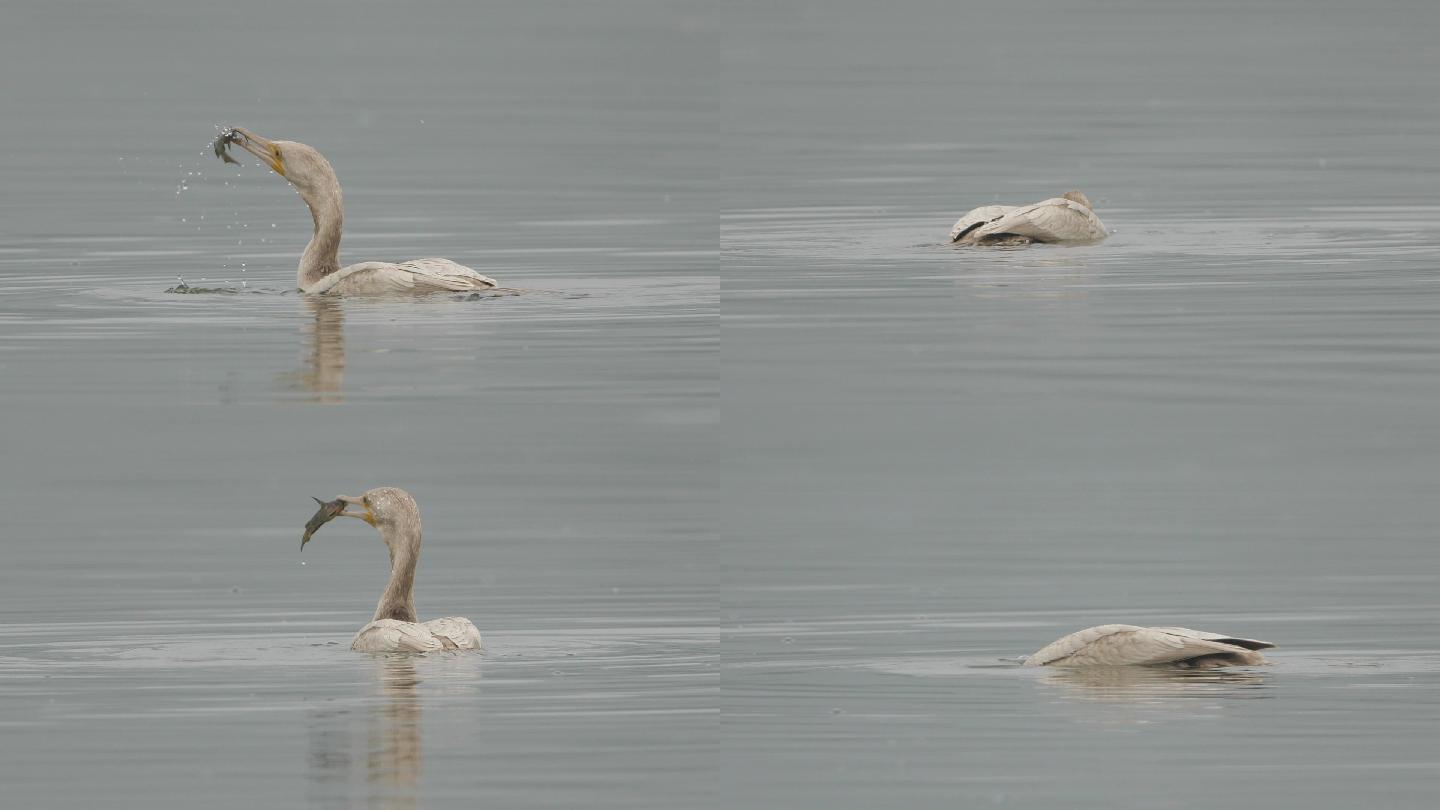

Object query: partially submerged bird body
[302,488,483,653]
[950,190,1108,245]
[214,127,498,295]
[302,258,492,295]
[1024,625,1273,669]
[352,617,483,654]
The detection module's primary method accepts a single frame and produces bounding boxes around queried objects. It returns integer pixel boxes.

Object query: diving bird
[302,487,483,653]
[950,190,1109,245]
[1023,625,1273,668]
[214,127,498,294]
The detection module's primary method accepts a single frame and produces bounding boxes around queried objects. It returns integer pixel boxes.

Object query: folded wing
[969,198,1108,244]
[310,259,498,294]
[1149,627,1275,650]
[352,619,446,653]
[1025,624,1268,667]
[950,204,1017,242]
[421,616,483,650]
[394,258,499,292]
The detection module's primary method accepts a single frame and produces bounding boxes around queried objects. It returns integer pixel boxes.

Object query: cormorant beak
[228,127,286,177]
[300,495,375,550]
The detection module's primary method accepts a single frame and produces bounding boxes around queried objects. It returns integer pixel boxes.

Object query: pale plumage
[216,127,499,294]
[301,487,483,653]
[1024,624,1273,668]
[948,204,1019,242]
[304,259,497,295]
[950,190,1108,245]
[352,617,483,653]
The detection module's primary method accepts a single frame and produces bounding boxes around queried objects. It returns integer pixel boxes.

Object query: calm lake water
[724,2,1440,808]
[0,3,714,808]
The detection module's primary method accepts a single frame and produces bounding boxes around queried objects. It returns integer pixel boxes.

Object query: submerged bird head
[219,126,338,197]
[1061,190,1094,209]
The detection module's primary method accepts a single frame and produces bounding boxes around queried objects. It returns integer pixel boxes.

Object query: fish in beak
[214,126,285,176]
[301,497,345,549]
[301,494,377,549]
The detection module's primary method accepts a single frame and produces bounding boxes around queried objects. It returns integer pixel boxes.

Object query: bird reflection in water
[281,297,346,402]
[306,656,423,810]
[368,656,423,809]
[1037,665,1268,704]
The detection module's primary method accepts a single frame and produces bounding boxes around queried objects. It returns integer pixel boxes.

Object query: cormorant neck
[373,523,420,624]
[296,176,344,291]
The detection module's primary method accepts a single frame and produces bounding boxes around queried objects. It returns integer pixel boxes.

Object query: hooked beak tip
[221,127,285,176]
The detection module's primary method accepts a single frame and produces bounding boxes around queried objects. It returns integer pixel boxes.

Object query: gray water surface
[0,3,714,808]
[724,2,1440,807]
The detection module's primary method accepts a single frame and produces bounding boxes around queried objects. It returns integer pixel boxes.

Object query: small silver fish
[301,496,346,549]
[213,128,241,165]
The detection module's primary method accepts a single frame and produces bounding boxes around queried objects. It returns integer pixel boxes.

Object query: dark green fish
[301,496,346,549]
[213,128,241,165]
